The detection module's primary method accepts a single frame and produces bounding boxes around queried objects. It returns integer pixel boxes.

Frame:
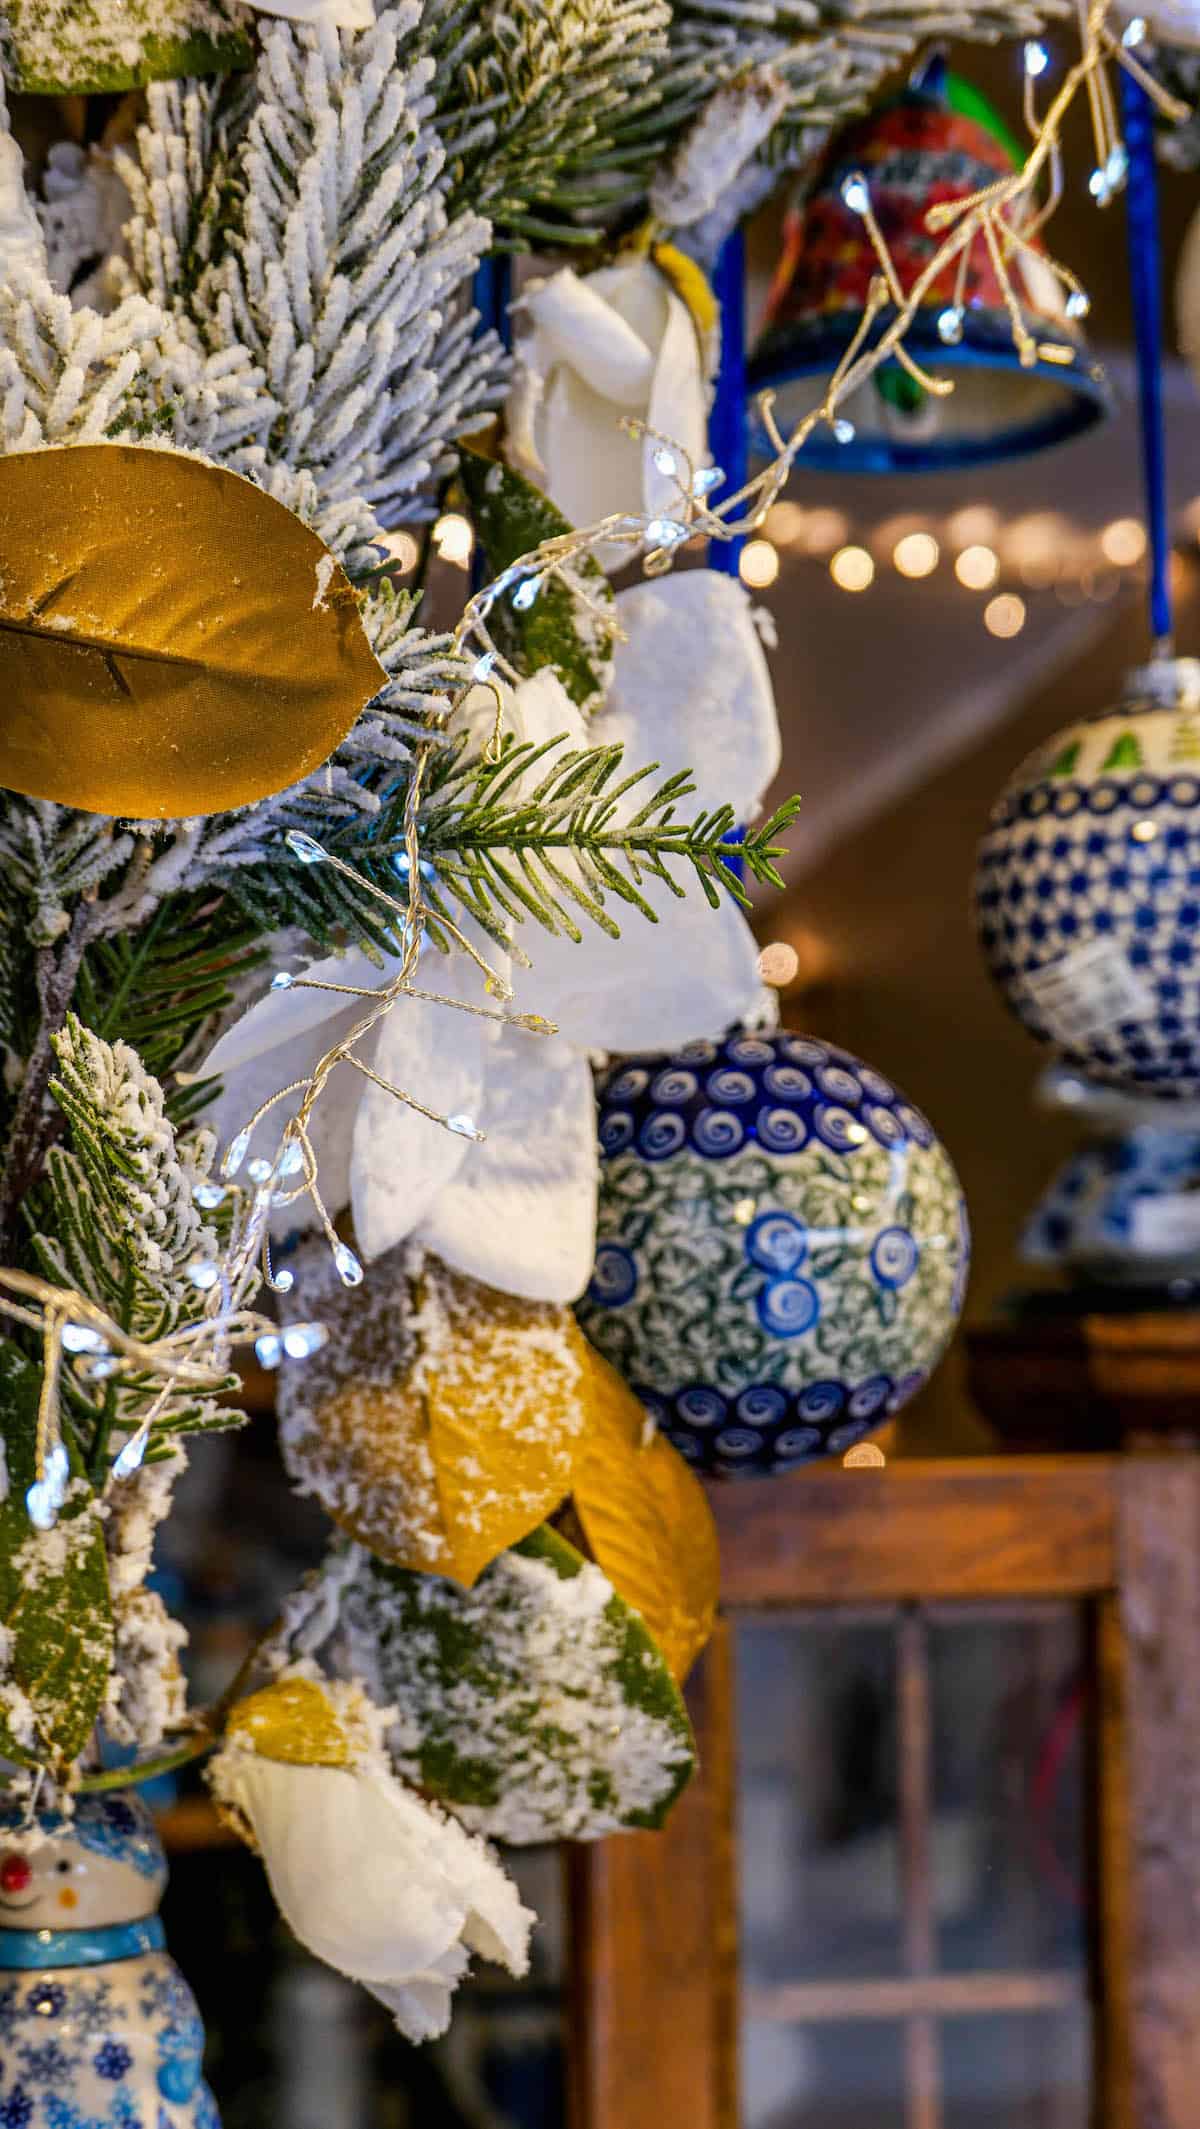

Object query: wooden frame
[567,1456,1200,2129]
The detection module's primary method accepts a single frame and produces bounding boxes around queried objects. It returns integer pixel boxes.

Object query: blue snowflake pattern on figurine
[94,2042,134,2083]
[0,1793,219,2128]
[578,1030,969,1475]
[17,2037,84,2082]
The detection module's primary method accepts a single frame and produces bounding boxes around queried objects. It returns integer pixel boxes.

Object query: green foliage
[30,1017,244,1465]
[417,731,801,946]
[344,1523,695,1840]
[0,1341,113,1769]
[74,891,265,1123]
[420,0,671,243]
[458,447,615,714]
[0,1,249,94]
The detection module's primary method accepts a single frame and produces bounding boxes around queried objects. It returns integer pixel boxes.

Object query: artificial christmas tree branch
[0,893,98,1262]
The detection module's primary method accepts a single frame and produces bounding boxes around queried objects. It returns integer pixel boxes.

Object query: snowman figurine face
[0,1792,167,1931]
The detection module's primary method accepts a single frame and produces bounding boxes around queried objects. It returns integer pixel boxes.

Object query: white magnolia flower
[247,0,375,22]
[201,572,779,1302]
[0,134,46,281]
[211,1675,531,2044]
[506,256,709,553]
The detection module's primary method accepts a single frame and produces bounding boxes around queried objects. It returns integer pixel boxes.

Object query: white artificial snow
[650,66,789,228]
[311,553,336,610]
[0,1,247,90]
[340,1545,694,1844]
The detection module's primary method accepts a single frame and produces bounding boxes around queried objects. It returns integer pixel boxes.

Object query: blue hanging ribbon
[708,229,748,579]
[1120,66,1173,651]
[708,230,750,882]
[473,256,513,353]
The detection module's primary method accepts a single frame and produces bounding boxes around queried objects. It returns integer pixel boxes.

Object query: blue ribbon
[473,256,513,354]
[708,229,748,579]
[1120,66,1173,650]
[0,1916,165,1970]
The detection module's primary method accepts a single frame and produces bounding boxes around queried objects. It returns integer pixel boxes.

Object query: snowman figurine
[0,1790,219,2129]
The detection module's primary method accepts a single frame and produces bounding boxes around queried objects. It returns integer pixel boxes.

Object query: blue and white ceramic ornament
[0,1791,218,2129]
[976,656,1200,1098]
[576,1029,969,1475]
[1022,1060,1200,1291]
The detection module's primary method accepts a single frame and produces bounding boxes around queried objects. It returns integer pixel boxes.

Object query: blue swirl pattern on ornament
[577,1030,969,1476]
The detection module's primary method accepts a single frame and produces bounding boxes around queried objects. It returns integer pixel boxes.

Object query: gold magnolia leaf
[571,1331,720,1684]
[278,1250,586,1588]
[0,443,387,818]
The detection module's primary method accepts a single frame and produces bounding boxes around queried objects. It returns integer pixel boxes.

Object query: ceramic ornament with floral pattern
[0,1792,219,2128]
[576,1030,969,1477]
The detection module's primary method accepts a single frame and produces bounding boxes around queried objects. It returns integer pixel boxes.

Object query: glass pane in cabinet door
[743,2018,907,2129]
[165,1836,566,2129]
[926,1608,1088,1979]
[738,1615,904,1985]
[941,2010,1092,2129]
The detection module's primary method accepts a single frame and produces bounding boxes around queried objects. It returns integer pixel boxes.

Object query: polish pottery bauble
[0,1790,219,2128]
[1021,1062,1200,1292]
[976,657,1200,1097]
[576,1030,969,1476]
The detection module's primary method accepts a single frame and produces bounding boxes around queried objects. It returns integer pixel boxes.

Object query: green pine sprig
[409,731,800,947]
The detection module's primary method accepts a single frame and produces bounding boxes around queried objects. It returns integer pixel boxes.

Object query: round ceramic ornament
[975,657,1200,1098]
[0,1790,219,2127]
[1022,1062,1200,1291]
[576,1030,969,1476]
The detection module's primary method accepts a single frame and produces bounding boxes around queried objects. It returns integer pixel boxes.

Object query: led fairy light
[6,5,1186,1538]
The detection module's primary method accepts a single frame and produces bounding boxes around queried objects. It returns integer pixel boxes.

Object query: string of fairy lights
[0,0,1185,1541]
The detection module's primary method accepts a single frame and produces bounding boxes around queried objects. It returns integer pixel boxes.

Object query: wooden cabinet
[568,1458,1200,2129]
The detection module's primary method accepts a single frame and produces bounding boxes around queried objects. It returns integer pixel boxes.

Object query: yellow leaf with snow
[279,1250,585,1587]
[571,1333,720,1684]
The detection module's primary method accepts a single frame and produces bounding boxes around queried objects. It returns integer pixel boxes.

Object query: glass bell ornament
[748,59,1111,474]
[976,655,1200,1099]
[575,1029,969,1478]
[0,1790,220,2127]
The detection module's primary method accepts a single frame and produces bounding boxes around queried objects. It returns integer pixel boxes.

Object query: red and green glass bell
[749,59,1112,473]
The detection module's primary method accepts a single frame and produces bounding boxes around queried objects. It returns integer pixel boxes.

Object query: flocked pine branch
[605,0,1071,232]
[418,0,671,241]
[29,1017,246,1466]
[119,6,504,571]
[406,733,799,947]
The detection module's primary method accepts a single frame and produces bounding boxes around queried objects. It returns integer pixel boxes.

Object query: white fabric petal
[249,0,374,21]
[510,667,589,755]
[536,363,645,545]
[452,669,586,782]
[600,572,781,822]
[644,289,709,522]
[516,885,763,1055]
[417,1033,598,1302]
[0,135,47,280]
[200,952,389,1231]
[507,258,705,562]
[217,1757,531,2044]
[349,923,508,1262]
[202,949,381,1080]
[521,268,655,405]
